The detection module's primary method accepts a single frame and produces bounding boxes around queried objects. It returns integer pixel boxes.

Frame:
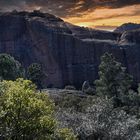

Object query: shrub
[56,97,140,140]
[65,85,76,90]
[0,53,24,80]
[27,63,44,89]
[83,87,95,95]
[0,78,76,140]
[56,128,77,140]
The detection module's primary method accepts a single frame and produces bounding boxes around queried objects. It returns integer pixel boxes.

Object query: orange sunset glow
[0,0,140,30]
[63,4,140,30]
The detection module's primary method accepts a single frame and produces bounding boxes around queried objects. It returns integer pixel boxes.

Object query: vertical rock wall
[0,12,140,88]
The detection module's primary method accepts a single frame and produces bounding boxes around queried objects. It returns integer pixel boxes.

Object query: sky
[0,0,140,30]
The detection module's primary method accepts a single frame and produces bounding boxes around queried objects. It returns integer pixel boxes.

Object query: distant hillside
[114,23,140,33]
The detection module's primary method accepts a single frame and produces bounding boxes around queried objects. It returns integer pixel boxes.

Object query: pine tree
[95,53,132,98]
[27,63,44,90]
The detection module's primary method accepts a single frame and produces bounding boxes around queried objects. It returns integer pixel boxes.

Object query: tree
[27,63,44,89]
[0,54,24,80]
[95,53,132,98]
[0,79,76,140]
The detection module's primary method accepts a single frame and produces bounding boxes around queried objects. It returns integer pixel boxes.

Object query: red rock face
[0,11,140,88]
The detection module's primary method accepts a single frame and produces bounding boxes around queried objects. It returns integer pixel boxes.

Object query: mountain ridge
[114,23,140,33]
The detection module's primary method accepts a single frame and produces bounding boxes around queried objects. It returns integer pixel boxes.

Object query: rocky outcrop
[119,29,140,45]
[114,23,140,33]
[0,11,140,88]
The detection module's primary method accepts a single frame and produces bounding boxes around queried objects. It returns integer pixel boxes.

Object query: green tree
[0,79,76,140]
[27,63,44,89]
[57,128,76,140]
[0,53,24,80]
[95,53,132,98]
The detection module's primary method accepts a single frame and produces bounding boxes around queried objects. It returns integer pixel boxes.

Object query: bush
[0,53,24,80]
[65,85,76,90]
[56,97,140,140]
[27,63,44,89]
[56,94,86,111]
[56,128,77,140]
[83,87,95,95]
[0,79,76,140]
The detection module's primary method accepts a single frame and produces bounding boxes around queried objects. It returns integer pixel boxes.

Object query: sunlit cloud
[0,0,140,30]
[64,4,140,28]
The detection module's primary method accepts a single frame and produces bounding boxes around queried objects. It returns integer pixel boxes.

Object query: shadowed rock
[114,23,140,33]
[0,11,140,88]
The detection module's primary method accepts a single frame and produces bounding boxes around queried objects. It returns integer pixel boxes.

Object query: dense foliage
[0,54,24,80]
[52,53,140,140]
[56,96,140,140]
[1,52,140,140]
[95,53,133,98]
[0,79,76,140]
[27,63,44,89]
[0,54,44,88]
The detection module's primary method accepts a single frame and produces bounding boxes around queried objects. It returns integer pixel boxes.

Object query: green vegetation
[0,79,76,140]
[2,52,140,139]
[0,54,24,80]
[95,53,132,98]
[54,53,140,140]
[0,54,44,89]
[27,63,44,89]
[56,96,140,140]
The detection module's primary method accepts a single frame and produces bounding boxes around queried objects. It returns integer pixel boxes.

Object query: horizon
[0,9,118,31]
[0,0,140,31]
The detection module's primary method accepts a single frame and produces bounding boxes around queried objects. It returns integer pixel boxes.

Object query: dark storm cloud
[0,0,76,17]
[106,0,140,8]
[0,0,140,17]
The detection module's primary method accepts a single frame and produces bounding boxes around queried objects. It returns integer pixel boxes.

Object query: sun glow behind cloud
[0,0,140,30]
[63,4,140,30]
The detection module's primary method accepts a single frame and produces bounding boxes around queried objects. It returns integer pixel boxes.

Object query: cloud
[0,0,140,17]
[64,4,140,27]
[0,0,75,17]
[0,0,140,28]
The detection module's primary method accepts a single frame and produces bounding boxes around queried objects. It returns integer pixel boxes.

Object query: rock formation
[0,11,140,88]
[114,23,140,33]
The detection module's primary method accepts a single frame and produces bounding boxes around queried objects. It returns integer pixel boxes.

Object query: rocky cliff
[114,23,140,33]
[0,11,140,88]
